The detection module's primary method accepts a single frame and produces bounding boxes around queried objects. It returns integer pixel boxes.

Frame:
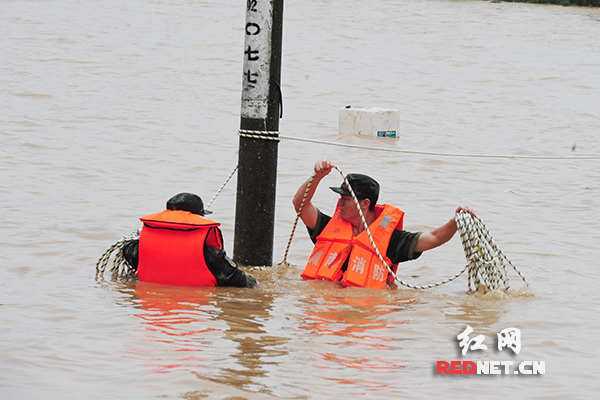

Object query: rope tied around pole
[240,130,600,159]
[238,129,280,142]
[205,165,238,213]
[280,166,528,294]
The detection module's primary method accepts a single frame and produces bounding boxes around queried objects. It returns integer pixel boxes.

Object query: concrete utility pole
[234,0,284,266]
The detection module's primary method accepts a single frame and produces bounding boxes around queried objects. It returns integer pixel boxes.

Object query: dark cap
[330,173,379,206]
[166,192,212,216]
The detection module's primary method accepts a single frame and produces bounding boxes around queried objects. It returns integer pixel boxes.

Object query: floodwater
[2,0,600,399]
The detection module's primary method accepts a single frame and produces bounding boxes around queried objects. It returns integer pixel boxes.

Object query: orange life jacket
[301,203,404,289]
[137,210,223,286]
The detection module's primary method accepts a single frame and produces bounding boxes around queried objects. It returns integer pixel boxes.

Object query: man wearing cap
[122,193,257,288]
[293,159,474,289]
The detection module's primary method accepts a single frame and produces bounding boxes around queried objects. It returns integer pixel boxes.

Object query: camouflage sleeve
[306,209,331,244]
[203,246,257,288]
[387,230,423,264]
[122,240,139,270]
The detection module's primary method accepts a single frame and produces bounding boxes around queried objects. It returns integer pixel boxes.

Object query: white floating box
[339,107,400,138]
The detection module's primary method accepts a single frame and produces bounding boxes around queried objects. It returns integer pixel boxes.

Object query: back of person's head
[166,192,211,216]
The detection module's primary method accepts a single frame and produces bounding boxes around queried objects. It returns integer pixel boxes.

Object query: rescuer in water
[293,159,474,289]
[122,192,257,288]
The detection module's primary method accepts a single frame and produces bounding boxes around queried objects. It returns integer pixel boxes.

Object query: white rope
[95,229,140,281]
[343,166,528,292]
[240,130,600,160]
[283,166,528,293]
[205,165,238,212]
[279,135,600,159]
[456,212,528,293]
[279,172,317,267]
[239,129,280,142]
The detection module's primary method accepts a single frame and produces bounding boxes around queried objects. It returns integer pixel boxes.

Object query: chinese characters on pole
[234,0,283,266]
[242,0,273,120]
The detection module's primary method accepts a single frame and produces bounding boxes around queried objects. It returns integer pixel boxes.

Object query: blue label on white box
[377,131,397,138]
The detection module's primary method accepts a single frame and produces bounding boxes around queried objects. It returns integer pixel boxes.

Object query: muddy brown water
[2,0,600,399]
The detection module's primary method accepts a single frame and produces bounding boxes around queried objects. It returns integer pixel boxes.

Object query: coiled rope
[96,229,140,280]
[455,212,528,293]
[281,166,528,293]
